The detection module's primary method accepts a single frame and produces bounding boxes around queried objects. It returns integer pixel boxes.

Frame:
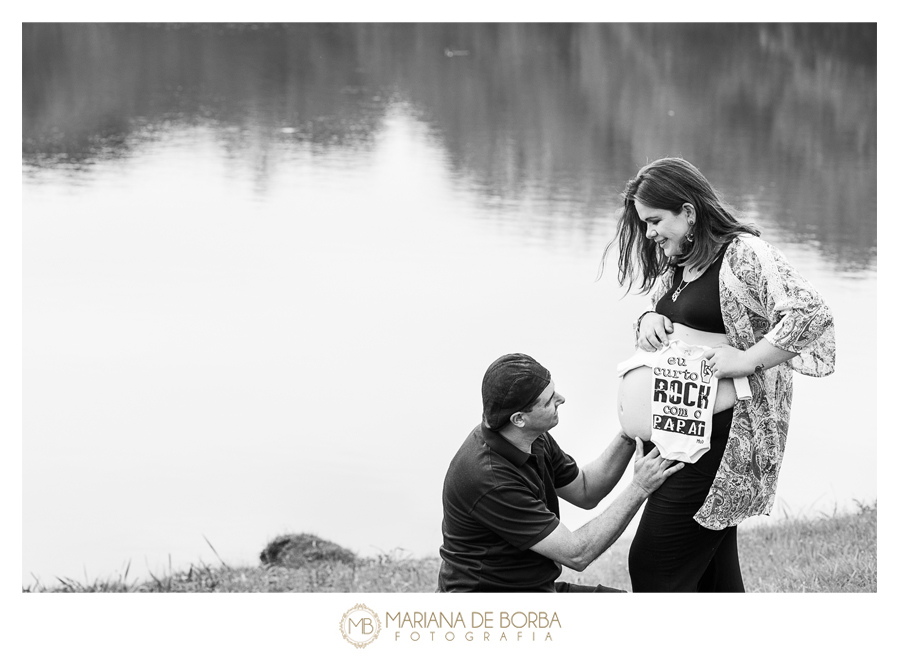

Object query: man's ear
[509,411,526,428]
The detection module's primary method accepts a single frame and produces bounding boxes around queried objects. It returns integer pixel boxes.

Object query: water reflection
[23,23,876,270]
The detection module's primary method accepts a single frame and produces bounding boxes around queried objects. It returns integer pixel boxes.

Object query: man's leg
[554,581,625,593]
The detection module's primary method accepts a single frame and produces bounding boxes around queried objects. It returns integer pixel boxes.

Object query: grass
[24,546,441,594]
[24,502,875,593]
[563,500,877,593]
[739,500,877,592]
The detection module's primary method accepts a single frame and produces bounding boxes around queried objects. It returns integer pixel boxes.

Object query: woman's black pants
[628,408,745,592]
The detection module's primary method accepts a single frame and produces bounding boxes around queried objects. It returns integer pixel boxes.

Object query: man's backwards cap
[481,353,551,430]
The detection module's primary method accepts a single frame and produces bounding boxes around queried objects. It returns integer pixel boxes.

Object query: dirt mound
[259,533,357,567]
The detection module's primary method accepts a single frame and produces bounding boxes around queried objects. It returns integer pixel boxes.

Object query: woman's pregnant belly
[618,323,738,440]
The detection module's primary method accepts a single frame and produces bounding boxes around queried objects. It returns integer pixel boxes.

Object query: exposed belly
[617,323,738,440]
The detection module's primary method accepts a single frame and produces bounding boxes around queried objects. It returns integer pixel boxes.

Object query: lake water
[21,23,877,586]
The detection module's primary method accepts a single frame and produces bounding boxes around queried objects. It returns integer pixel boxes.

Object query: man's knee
[554,581,626,593]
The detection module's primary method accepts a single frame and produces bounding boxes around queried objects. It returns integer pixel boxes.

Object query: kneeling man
[438,353,682,592]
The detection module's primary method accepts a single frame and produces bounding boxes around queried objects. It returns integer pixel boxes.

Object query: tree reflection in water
[23,23,876,269]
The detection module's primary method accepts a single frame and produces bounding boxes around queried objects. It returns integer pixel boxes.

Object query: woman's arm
[723,236,835,377]
[702,339,798,379]
[633,269,676,351]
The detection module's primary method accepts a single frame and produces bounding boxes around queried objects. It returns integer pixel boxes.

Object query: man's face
[520,380,565,432]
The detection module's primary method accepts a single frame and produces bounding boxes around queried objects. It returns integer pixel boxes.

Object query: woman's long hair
[600,157,760,294]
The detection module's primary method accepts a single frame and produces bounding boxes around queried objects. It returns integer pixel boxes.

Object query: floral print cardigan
[638,234,836,530]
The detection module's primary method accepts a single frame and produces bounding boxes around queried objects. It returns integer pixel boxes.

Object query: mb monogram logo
[339,603,382,648]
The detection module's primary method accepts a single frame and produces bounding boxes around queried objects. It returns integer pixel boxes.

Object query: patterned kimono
[638,234,836,530]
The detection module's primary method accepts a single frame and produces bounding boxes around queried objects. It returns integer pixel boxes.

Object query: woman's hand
[703,338,799,380]
[638,312,674,351]
[701,344,754,379]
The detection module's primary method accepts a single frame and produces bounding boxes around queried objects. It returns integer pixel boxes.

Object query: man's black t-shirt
[438,423,580,592]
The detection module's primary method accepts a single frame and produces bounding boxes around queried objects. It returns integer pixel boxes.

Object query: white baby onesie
[617,340,751,463]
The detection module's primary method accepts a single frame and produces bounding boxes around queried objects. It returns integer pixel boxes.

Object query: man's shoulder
[535,431,564,455]
[444,424,523,495]
[447,423,487,462]
[444,424,488,479]
[447,427,560,468]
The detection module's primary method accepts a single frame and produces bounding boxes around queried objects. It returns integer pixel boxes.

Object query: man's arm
[530,440,682,572]
[556,430,636,510]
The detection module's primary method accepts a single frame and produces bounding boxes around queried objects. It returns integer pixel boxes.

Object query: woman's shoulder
[720,234,770,293]
[724,233,777,266]
[727,233,768,252]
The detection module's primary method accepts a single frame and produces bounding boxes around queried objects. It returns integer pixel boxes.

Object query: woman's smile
[634,200,691,257]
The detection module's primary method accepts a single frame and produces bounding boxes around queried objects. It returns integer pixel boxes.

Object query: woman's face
[634,200,693,258]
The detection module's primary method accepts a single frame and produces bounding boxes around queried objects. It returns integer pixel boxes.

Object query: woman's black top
[654,245,728,334]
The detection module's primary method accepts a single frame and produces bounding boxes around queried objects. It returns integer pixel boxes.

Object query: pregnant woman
[604,157,835,592]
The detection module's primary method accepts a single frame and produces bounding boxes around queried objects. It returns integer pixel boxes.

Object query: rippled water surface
[22,24,876,585]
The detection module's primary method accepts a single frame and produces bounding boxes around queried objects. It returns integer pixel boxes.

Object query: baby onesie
[617,340,751,463]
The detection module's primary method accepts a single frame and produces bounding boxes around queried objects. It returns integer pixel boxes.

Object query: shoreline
[24,502,876,593]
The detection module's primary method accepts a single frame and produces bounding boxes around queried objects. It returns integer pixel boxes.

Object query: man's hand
[531,437,684,572]
[637,312,674,351]
[630,438,683,495]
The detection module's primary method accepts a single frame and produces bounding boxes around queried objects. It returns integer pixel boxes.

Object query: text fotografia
[386,611,561,642]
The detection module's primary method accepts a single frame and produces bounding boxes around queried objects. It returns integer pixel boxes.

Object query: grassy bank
[564,500,877,593]
[26,502,875,593]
